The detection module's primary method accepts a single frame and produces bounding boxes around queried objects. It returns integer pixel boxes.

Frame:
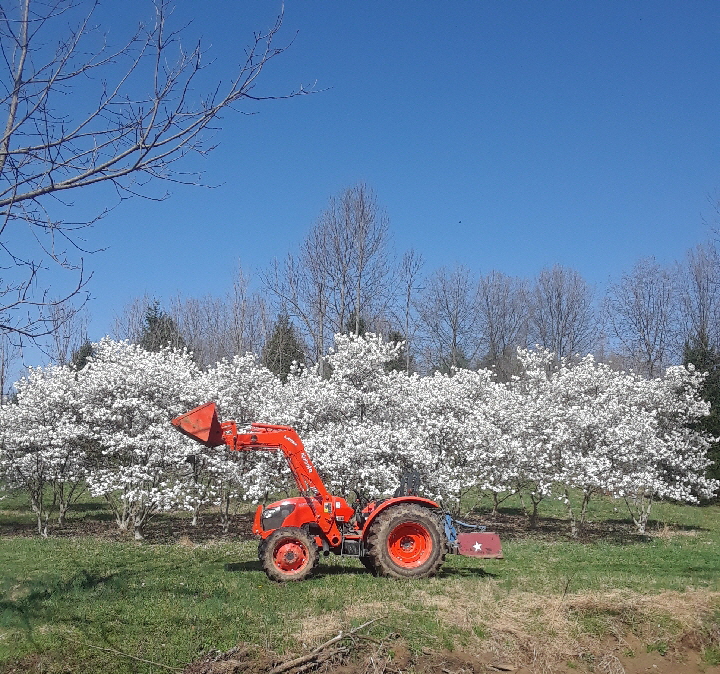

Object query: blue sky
[22,1,720,354]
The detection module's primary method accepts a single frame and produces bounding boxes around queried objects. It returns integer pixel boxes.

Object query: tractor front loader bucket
[171,402,224,447]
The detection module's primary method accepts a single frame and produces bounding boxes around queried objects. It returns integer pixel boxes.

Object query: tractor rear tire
[366,504,445,579]
[261,527,318,582]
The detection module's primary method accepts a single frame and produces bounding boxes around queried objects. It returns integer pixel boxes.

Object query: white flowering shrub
[508,350,717,533]
[0,365,88,535]
[0,335,717,538]
[77,340,202,538]
[190,354,287,524]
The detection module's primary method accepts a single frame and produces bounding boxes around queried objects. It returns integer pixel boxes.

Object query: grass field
[1,491,719,673]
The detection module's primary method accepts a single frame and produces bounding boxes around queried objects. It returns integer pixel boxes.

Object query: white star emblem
[472,541,483,552]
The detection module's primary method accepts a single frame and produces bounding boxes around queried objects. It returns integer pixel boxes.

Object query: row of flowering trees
[0,335,717,538]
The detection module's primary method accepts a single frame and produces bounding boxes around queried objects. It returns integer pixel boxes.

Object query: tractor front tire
[261,527,318,582]
[366,504,445,579]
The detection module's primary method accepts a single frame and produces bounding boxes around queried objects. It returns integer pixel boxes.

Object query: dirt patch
[182,633,720,674]
[0,511,255,544]
[0,505,703,546]
[183,588,720,674]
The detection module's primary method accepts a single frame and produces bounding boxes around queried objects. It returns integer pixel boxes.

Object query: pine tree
[385,330,409,373]
[138,301,187,352]
[344,310,368,337]
[70,341,94,371]
[262,314,306,381]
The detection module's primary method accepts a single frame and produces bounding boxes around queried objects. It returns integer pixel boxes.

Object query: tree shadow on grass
[0,569,121,639]
[224,560,262,573]
[439,566,498,579]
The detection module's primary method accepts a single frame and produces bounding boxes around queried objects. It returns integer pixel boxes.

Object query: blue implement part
[444,513,502,558]
[444,513,458,544]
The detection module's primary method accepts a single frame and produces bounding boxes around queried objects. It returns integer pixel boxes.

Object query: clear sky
[21,1,720,356]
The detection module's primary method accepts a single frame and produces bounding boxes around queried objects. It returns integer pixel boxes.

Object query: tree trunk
[220,493,232,534]
[624,494,653,534]
[565,488,579,538]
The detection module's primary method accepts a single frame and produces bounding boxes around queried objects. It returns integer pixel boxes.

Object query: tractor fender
[360,496,440,540]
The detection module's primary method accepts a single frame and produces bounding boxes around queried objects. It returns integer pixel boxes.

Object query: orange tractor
[172,402,502,582]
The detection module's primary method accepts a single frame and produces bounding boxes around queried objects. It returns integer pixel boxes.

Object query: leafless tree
[111,294,152,343]
[227,264,272,358]
[343,184,391,336]
[395,248,424,373]
[417,264,480,372]
[476,270,529,379]
[264,248,328,365]
[679,242,720,349]
[47,302,88,365]
[0,0,308,342]
[531,264,596,365]
[113,266,270,367]
[168,294,228,366]
[169,266,271,367]
[264,183,391,364]
[605,257,679,377]
[0,332,19,402]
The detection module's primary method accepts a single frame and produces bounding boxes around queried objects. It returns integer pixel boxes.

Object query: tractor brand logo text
[283,435,298,446]
[301,452,313,473]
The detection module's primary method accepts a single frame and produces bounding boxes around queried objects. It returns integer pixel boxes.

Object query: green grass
[1,491,719,673]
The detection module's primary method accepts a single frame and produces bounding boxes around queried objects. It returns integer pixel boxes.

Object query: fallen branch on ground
[268,616,386,674]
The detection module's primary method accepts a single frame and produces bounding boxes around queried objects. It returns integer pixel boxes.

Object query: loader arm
[223,423,331,501]
[171,403,342,546]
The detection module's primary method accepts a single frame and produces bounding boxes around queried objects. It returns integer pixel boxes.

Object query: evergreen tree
[344,310,368,337]
[262,314,306,381]
[683,336,720,488]
[70,341,95,371]
[385,330,409,373]
[138,301,187,353]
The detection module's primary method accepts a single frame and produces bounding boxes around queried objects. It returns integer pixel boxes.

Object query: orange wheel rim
[387,522,432,568]
[273,538,308,574]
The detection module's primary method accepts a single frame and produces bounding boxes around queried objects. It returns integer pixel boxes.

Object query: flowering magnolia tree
[77,340,206,539]
[507,350,716,533]
[0,364,88,535]
[0,334,717,537]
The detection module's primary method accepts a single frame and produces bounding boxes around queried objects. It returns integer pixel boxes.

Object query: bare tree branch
[530,264,597,366]
[0,0,309,341]
[263,183,392,365]
[605,257,680,377]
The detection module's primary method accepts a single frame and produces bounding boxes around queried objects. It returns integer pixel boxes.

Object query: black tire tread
[365,504,445,579]
[260,527,318,582]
